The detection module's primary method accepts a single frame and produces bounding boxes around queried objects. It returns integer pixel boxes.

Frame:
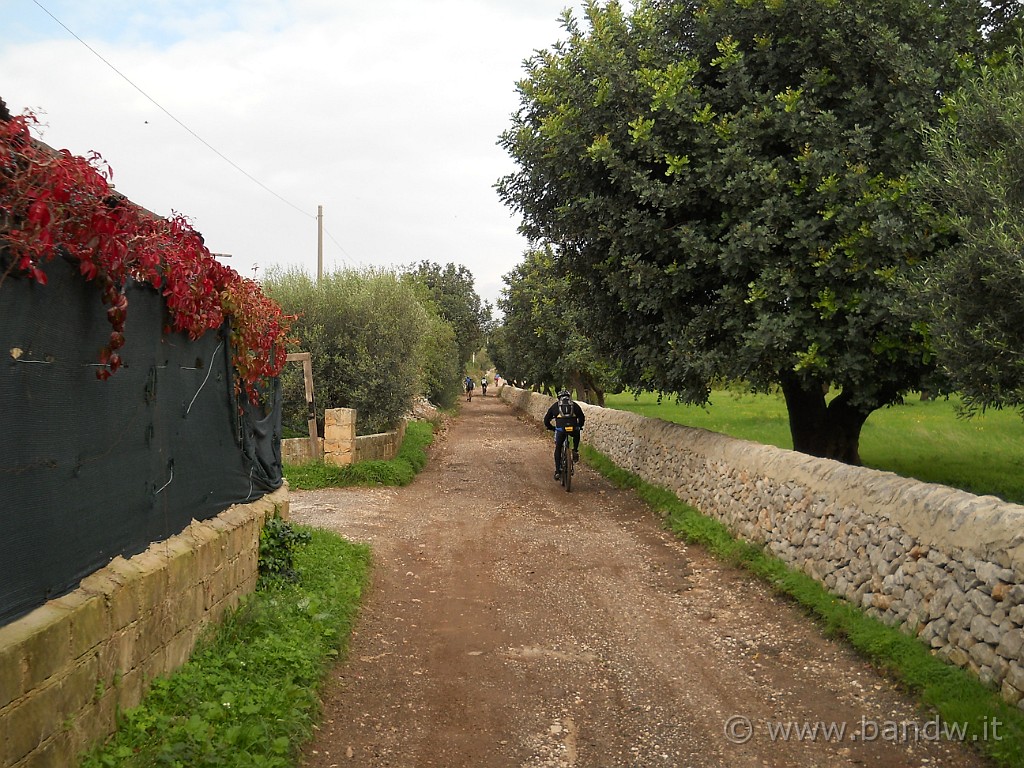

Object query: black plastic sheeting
[0,256,283,626]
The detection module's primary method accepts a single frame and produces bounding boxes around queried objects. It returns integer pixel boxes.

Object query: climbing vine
[0,110,291,402]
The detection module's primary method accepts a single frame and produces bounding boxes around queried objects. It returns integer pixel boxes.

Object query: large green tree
[495,247,617,403]
[403,261,490,365]
[498,0,993,464]
[914,42,1024,414]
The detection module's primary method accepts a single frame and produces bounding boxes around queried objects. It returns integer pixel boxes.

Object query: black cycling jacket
[543,399,586,431]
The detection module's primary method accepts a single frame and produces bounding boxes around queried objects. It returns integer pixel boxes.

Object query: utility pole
[317,205,324,283]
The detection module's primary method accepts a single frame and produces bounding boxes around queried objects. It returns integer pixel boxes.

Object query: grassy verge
[284,419,434,489]
[81,417,435,765]
[80,528,371,768]
[604,390,1024,504]
[582,444,1024,767]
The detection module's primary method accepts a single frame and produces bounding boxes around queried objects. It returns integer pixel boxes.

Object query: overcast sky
[1,0,592,309]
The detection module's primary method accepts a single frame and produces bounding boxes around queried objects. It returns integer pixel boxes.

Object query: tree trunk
[779,375,871,465]
[569,374,586,402]
[570,372,607,407]
[582,372,605,407]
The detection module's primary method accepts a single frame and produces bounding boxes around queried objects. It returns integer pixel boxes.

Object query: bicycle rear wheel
[563,441,573,493]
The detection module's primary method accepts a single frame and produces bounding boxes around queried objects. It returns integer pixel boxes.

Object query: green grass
[80,528,371,768]
[604,390,1024,504]
[80,418,437,766]
[284,419,434,489]
[583,444,1024,767]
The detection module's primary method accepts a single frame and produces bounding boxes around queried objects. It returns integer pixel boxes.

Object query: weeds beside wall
[0,487,289,768]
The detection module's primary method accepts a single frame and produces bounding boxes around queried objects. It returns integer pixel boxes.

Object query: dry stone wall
[500,385,1024,706]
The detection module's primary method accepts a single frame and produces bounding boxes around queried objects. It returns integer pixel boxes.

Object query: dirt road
[291,393,992,768]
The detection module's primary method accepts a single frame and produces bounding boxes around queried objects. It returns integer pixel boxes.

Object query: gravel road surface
[291,393,992,768]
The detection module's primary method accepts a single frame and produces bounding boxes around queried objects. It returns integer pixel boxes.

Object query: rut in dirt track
[291,393,992,768]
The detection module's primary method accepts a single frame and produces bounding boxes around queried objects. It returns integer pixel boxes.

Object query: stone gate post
[323,407,356,466]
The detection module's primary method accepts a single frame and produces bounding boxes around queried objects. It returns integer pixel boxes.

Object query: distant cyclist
[481,376,488,397]
[464,376,474,401]
[543,389,585,481]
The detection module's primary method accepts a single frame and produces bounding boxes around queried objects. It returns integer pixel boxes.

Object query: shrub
[264,267,427,434]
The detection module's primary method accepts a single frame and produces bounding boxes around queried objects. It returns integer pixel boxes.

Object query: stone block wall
[281,408,406,466]
[355,420,407,463]
[282,436,322,464]
[0,485,289,768]
[280,436,319,466]
[501,386,1024,706]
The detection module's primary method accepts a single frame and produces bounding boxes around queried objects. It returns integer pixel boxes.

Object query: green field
[604,390,1024,505]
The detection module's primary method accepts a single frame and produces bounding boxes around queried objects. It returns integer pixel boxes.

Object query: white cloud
[1,0,590,307]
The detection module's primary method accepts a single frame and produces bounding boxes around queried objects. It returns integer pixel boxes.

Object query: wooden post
[286,352,320,460]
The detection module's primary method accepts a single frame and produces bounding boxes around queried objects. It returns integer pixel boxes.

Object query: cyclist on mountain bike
[543,389,585,481]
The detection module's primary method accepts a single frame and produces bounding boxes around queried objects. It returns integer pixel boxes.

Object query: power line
[32,0,319,225]
[322,226,354,263]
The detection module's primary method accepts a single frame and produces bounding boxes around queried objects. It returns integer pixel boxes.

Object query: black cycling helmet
[557,389,571,399]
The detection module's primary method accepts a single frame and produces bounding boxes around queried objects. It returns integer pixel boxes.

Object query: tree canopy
[493,247,617,403]
[497,0,996,463]
[403,261,490,365]
[915,42,1024,414]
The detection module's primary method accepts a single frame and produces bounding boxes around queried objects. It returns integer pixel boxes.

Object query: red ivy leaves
[0,111,291,402]
[222,273,294,404]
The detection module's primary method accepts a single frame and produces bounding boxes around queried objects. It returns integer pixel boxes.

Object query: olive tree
[263,267,428,435]
[413,295,463,409]
[915,43,1024,414]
